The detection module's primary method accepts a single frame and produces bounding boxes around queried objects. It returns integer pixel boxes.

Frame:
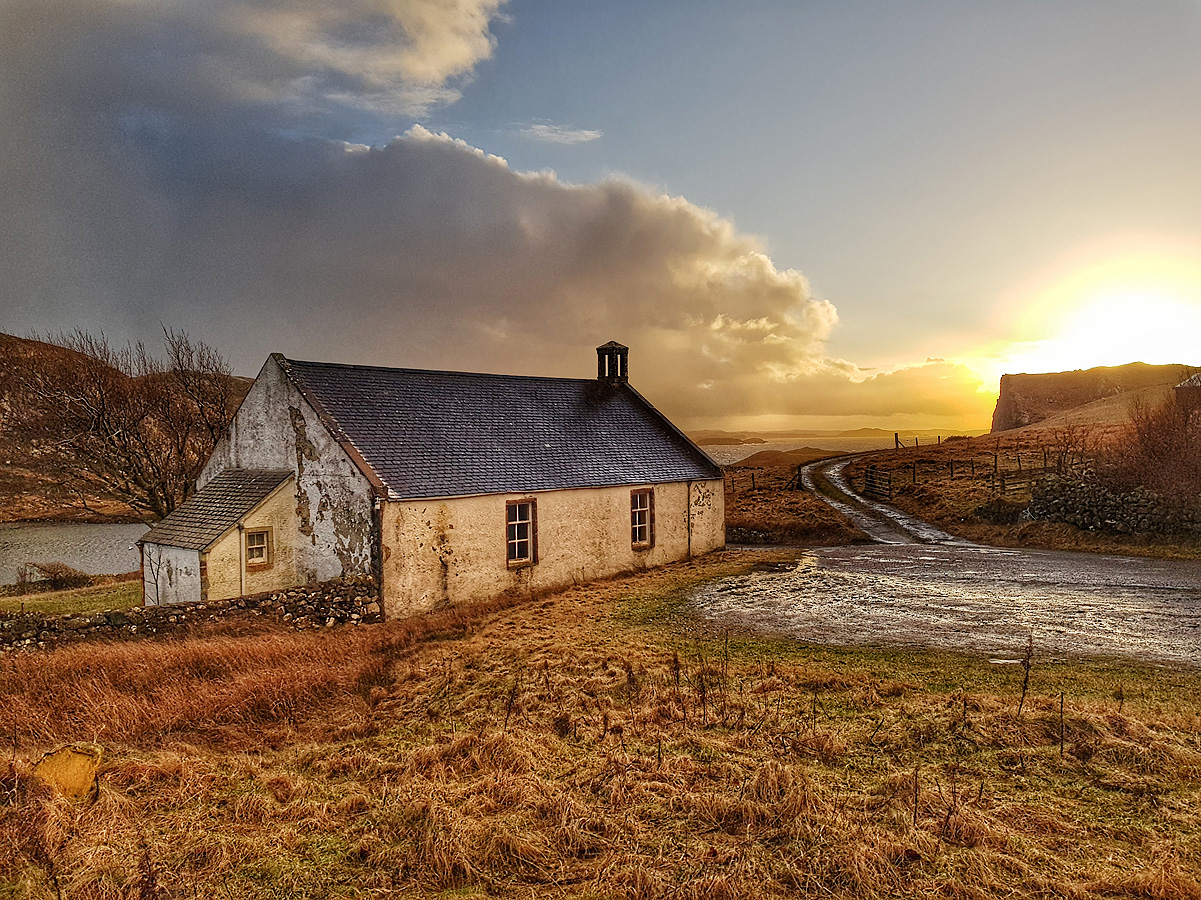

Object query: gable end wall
[141,544,202,607]
[201,357,375,583]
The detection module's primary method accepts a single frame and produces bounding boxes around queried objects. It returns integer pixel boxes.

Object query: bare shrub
[1098,395,1201,509]
[28,562,92,591]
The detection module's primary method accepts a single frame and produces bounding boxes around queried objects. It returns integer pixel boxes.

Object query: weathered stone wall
[200,356,376,583]
[379,479,724,617]
[1029,473,1200,535]
[0,576,380,654]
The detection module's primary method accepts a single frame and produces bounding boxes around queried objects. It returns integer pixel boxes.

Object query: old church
[139,342,725,615]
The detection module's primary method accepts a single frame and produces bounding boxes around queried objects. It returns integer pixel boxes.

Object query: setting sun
[967,245,1201,389]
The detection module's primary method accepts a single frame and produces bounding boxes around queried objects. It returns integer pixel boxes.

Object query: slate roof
[276,356,722,500]
[140,469,293,550]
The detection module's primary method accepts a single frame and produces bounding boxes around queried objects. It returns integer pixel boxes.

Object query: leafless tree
[143,544,165,605]
[12,328,240,520]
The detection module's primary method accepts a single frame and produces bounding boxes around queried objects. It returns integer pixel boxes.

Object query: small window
[506,500,537,566]
[246,528,273,567]
[631,489,654,549]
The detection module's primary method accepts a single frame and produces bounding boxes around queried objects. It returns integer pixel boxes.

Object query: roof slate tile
[279,357,722,499]
[141,469,293,550]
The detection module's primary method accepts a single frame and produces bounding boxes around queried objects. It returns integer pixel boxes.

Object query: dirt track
[799,455,959,544]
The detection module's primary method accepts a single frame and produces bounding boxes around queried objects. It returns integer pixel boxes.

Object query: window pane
[247,531,268,561]
[507,501,534,562]
[631,491,652,546]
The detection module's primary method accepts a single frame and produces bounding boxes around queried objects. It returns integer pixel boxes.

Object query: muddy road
[696,457,1201,665]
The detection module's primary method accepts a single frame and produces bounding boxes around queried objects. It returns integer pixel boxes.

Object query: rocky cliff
[990,362,1192,432]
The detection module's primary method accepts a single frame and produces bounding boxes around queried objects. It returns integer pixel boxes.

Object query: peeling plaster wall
[201,358,375,583]
[204,482,301,602]
[379,479,725,617]
[689,480,725,555]
[141,544,201,606]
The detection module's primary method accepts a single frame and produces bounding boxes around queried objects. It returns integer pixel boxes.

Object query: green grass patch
[0,578,141,616]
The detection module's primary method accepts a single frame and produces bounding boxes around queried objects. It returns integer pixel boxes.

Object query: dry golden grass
[0,575,142,617]
[725,462,866,544]
[3,550,1200,899]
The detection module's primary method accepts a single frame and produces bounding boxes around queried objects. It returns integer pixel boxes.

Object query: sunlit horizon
[955,244,1201,401]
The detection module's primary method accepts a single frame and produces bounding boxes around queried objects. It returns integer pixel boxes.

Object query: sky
[2,0,1200,432]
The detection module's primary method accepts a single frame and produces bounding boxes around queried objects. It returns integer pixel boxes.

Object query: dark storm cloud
[0,0,976,426]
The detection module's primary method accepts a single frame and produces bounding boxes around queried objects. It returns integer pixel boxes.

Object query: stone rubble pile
[0,575,381,653]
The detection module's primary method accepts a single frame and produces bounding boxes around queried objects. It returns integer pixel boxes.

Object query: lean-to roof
[140,469,293,550]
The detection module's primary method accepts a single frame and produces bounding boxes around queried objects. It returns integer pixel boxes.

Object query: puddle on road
[689,545,1201,665]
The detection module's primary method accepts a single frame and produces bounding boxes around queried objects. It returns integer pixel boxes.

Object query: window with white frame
[631,489,654,548]
[246,528,272,567]
[506,499,536,565]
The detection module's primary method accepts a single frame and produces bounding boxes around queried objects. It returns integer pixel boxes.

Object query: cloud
[520,124,603,144]
[1,0,507,122]
[0,0,987,429]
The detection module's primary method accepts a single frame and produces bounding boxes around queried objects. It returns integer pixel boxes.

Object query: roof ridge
[210,467,293,476]
[283,355,596,385]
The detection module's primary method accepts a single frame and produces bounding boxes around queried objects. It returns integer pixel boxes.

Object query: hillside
[991,362,1193,432]
[0,333,251,523]
[0,334,135,522]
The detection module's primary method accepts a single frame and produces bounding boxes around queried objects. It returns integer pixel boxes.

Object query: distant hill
[731,446,841,468]
[990,362,1196,433]
[0,333,126,522]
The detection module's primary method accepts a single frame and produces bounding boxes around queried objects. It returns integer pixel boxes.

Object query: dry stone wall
[0,576,381,653]
[1029,473,1200,536]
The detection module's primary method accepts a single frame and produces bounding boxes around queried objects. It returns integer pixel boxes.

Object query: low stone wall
[0,575,381,653]
[726,526,778,544]
[1029,473,1199,535]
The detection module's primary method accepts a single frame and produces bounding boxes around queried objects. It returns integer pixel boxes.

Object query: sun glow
[966,245,1201,390]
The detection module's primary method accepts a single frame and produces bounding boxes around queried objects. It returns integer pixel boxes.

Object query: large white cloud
[0,0,987,429]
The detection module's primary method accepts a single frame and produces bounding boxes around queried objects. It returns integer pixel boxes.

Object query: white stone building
[139,342,725,615]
